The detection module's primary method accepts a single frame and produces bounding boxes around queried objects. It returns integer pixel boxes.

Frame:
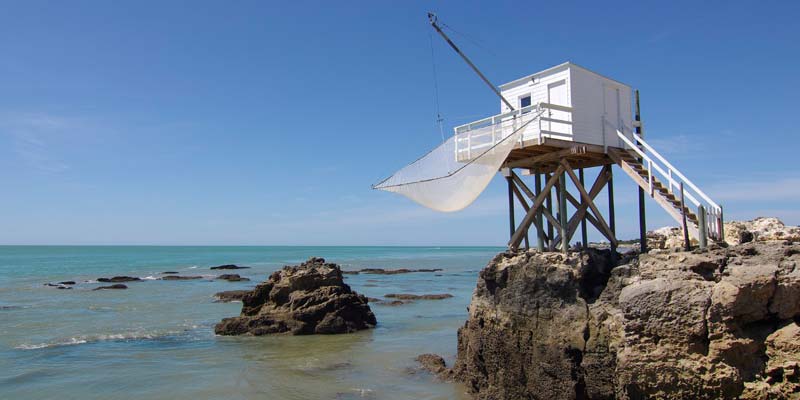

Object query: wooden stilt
[545,173,554,249]
[680,182,690,251]
[535,173,545,251]
[579,168,588,248]
[559,171,568,253]
[635,90,648,253]
[607,166,617,254]
[506,174,515,240]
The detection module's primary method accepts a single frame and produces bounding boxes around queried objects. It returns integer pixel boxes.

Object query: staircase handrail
[616,131,702,207]
[626,131,721,212]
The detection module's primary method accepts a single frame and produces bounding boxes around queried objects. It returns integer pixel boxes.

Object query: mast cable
[427,12,514,111]
[429,32,445,142]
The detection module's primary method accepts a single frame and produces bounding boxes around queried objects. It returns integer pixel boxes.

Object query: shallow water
[0,246,500,399]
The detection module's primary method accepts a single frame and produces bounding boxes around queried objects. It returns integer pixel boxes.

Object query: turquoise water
[0,246,501,399]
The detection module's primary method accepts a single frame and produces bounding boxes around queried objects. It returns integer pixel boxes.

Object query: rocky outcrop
[160,275,203,280]
[214,257,376,336]
[416,354,455,380]
[93,284,128,290]
[452,241,800,399]
[210,264,250,270]
[342,268,443,275]
[97,276,141,283]
[216,274,250,282]
[384,293,453,300]
[213,290,250,303]
[649,217,800,249]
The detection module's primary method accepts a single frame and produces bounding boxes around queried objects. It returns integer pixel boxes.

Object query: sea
[0,246,503,399]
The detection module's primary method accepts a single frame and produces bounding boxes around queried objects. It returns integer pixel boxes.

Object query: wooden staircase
[608,148,698,232]
[608,129,724,243]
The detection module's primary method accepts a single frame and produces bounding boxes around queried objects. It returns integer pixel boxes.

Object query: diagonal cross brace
[508,165,565,249]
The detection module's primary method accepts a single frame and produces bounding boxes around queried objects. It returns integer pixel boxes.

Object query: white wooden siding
[498,62,633,148]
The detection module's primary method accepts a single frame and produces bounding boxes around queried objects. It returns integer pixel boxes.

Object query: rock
[649,217,800,249]
[341,270,360,275]
[93,284,128,290]
[356,268,443,275]
[452,241,800,399]
[216,274,250,282]
[214,257,376,336]
[725,217,800,245]
[97,276,141,283]
[213,290,250,303]
[45,283,72,289]
[161,271,179,274]
[210,264,250,270]
[58,281,76,285]
[416,354,454,380]
[159,275,203,280]
[384,293,453,300]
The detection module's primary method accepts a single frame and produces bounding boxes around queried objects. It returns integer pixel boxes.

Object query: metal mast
[427,12,515,111]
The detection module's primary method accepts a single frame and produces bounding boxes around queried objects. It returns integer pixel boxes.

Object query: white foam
[15,330,172,350]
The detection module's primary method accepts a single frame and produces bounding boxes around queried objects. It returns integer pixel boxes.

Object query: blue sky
[1,1,798,245]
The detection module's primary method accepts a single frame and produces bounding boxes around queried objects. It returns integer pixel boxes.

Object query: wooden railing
[616,129,724,242]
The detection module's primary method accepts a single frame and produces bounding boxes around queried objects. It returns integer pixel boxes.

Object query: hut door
[547,80,569,135]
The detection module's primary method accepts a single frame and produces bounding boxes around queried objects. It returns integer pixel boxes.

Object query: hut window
[520,95,532,108]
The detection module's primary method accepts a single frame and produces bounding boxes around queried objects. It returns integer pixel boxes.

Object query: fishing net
[373,107,543,212]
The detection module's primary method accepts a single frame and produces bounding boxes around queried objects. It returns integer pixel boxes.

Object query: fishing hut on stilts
[374,14,724,253]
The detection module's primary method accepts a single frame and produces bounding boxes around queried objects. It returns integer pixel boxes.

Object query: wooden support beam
[560,167,610,242]
[511,171,562,240]
[535,173,545,251]
[508,165,564,249]
[559,171,568,253]
[554,167,611,246]
[579,168,588,248]
[561,160,618,248]
[506,146,586,169]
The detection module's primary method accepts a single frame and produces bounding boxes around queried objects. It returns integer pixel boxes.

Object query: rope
[429,32,445,142]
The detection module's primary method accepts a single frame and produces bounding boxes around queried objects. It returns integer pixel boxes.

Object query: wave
[15,328,197,350]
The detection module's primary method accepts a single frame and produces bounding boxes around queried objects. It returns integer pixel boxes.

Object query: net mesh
[374,108,542,212]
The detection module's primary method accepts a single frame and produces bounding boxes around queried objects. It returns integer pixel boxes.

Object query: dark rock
[216,274,250,282]
[416,353,454,380]
[45,283,72,289]
[93,284,128,290]
[97,276,141,283]
[210,264,250,270]
[214,257,376,335]
[214,290,250,303]
[357,268,443,275]
[366,297,382,303]
[384,300,409,306]
[59,281,76,285]
[161,271,179,274]
[341,270,360,275]
[384,293,453,300]
[160,275,203,280]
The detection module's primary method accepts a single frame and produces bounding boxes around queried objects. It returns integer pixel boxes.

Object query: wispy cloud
[709,176,800,202]
[0,112,74,174]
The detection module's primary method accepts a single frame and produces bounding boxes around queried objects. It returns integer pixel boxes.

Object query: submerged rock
[216,274,250,282]
[384,293,453,300]
[93,284,128,290]
[452,241,800,399]
[213,290,250,303]
[415,354,454,380]
[97,276,141,283]
[210,264,250,270]
[159,275,203,280]
[58,281,76,285]
[214,257,376,336]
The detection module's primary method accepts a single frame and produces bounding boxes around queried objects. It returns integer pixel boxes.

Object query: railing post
[698,205,707,249]
[718,207,725,243]
[647,160,653,196]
